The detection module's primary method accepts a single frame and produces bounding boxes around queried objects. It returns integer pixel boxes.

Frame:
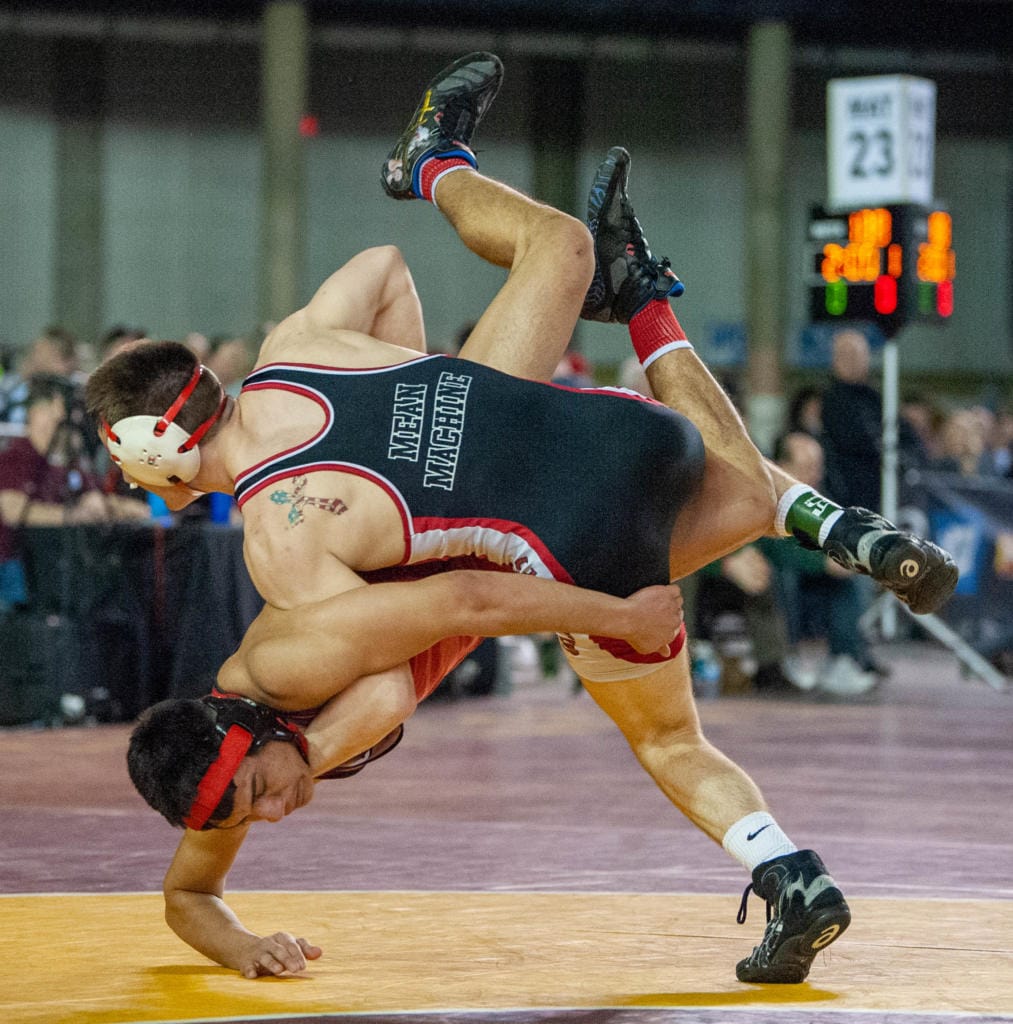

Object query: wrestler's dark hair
[126,698,237,829]
[85,339,223,436]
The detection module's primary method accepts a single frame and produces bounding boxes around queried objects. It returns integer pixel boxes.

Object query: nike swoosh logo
[746,824,772,841]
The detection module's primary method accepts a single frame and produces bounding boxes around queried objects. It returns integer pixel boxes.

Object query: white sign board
[827,75,936,209]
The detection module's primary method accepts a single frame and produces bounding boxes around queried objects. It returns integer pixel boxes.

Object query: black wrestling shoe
[821,507,959,615]
[580,145,684,324]
[736,850,851,984]
[382,52,503,200]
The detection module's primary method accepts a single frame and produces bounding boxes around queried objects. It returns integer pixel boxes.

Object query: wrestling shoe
[736,849,851,984]
[581,145,684,324]
[821,507,959,615]
[382,51,503,200]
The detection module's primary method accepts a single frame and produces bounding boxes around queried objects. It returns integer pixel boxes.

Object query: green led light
[917,281,934,315]
[825,280,847,316]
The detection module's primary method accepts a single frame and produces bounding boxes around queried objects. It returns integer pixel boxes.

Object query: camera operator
[0,373,146,608]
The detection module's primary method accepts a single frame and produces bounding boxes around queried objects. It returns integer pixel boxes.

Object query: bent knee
[529,209,595,294]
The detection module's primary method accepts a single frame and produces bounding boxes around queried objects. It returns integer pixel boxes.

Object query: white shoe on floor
[819,654,879,696]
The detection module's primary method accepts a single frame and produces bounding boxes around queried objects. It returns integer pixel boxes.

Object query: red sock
[418,156,473,203]
[629,300,694,370]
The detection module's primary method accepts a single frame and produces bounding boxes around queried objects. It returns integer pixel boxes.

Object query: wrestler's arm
[163,825,322,978]
[260,246,425,360]
[232,571,684,711]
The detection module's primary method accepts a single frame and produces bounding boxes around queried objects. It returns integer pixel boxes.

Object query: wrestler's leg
[381,51,590,380]
[643,348,777,580]
[436,171,593,380]
[580,651,851,984]
[586,147,957,612]
[580,651,767,840]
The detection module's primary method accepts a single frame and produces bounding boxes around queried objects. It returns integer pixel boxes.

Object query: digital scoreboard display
[807,204,954,336]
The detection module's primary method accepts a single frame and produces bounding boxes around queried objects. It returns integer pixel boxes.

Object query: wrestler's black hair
[126,699,237,829]
[85,339,223,435]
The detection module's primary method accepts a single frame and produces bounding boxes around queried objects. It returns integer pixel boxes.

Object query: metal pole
[880,337,900,639]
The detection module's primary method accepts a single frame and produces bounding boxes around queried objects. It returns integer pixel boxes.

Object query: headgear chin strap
[103,364,226,487]
[183,693,309,831]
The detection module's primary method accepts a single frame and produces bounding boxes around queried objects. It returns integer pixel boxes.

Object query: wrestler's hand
[623,582,684,655]
[238,932,323,979]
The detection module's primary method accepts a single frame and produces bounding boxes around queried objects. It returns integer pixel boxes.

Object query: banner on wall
[899,470,1013,661]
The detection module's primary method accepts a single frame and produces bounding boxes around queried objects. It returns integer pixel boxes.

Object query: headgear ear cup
[103,363,226,487]
[105,415,202,486]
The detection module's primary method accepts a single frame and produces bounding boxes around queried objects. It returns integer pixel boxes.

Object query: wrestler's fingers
[297,937,323,960]
[259,933,311,975]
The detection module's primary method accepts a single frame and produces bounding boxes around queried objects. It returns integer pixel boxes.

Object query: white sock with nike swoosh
[722,811,797,872]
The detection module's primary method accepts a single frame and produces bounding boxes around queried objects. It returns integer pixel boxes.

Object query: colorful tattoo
[269,475,348,526]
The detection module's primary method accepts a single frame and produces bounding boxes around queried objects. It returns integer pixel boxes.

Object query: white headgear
[103,364,225,487]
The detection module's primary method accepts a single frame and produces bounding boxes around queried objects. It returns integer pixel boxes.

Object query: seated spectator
[99,325,148,365]
[758,431,882,697]
[691,543,805,696]
[900,391,945,467]
[934,407,991,477]
[787,385,823,438]
[0,327,80,424]
[206,334,255,398]
[552,347,594,388]
[0,374,147,608]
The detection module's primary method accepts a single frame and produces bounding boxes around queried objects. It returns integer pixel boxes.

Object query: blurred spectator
[206,334,255,398]
[820,328,882,509]
[935,406,992,477]
[552,347,594,388]
[900,391,945,467]
[787,385,823,438]
[758,431,881,697]
[183,331,211,362]
[692,543,805,695]
[0,375,147,608]
[988,407,1013,477]
[0,327,80,424]
[98,325,148,365]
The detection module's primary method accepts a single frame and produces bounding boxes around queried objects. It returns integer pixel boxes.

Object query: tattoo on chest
[269,475,348,526]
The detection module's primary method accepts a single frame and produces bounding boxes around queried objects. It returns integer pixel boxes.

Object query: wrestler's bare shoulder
[241,477,406,607]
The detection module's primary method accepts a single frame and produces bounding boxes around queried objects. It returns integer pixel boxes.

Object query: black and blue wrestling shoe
[736,849,851,984]
[581,145,684,324]
[382,52,503,200]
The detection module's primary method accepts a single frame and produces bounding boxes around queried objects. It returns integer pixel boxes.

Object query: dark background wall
[0,1,1009,395]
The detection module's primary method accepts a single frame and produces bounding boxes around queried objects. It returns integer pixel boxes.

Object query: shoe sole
[382,52,503,200]
[875,537,959,614]
[736,901,851,984]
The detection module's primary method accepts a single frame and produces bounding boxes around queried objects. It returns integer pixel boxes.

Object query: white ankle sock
[722,812,798,872]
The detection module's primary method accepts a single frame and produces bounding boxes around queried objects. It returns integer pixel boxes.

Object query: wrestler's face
[214,740,316,829]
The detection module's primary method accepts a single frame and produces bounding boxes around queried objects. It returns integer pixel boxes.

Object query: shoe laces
[736,883,773,926]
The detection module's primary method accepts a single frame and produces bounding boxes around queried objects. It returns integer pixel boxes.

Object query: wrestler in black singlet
[235,355,704,597]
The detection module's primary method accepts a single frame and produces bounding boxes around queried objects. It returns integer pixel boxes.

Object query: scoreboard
[806,203,955,337]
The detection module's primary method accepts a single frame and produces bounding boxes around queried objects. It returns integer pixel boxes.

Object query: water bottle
[691,639,722,701]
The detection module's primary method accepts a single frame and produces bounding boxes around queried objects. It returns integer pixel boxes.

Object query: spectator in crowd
[758,431,881,697]
[0,374,147,607]
[820,328,882,510]
[691,542,804,696]
[787,385,823,439]
[988,406,1013,477]
[934,406,992,477]
[0,327,80,424]
[99,325,148,365]
[900,391,945,467]
[552,347,594,388]
[206,334,255,398]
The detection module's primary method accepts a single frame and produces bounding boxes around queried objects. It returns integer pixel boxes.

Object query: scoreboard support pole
[879,338,900,640]
[866,335,1008,691]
